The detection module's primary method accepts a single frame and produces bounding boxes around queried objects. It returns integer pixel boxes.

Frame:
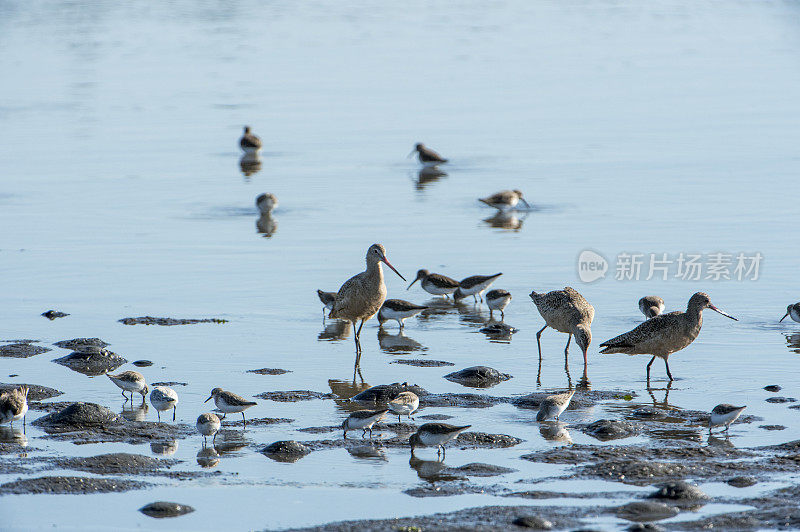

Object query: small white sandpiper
[407,269,460,298]
[107,371,148,404]
[709,404,746,433]
[0,386,29,426]
[205,388,257,425]
[388,391,420,422]
[256,193,278,214]
[479,190,530,212]
[342,409,388,439]
[536,390,575,422]
[485,289,512,320]
[378,299,428,329]
[639,296,665,319]
[149,386,179,422]
[409,423,471,458]
[196,413,221,445]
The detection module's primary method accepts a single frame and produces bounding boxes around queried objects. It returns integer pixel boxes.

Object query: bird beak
[780,312,789,322]
[709,304,738,321]
[204,395,212,403]
[382,257,406,281]
[407,149,416,159]
[520,197,531,209]
[407,278,419,290]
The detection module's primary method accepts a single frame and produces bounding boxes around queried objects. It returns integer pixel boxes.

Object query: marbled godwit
[407,269,460,298]
[317,289,337,320]
[196,413,221,445]
[107,371,148,404]
[486,289,512,320]
[329,244,406,366]
[536,390,575,422]
[204,388,257,424]
[388,391,419,422]
[709,404,746,433]
[479,190,530,212]
[239,126,262,154]
[0,386,28,426]
[256,193,277,214]
[639,296,665,319]
[342,409,388,439]
[378,299,428,329]
[600,292,737,381]
[410,423,471,458]
[408,143,447,165]
[529,287,594,366]
[454,273,502,304]
[780,303,800,323]
[149,386,179,422]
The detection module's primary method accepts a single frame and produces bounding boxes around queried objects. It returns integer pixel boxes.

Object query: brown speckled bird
[530,287,594,366]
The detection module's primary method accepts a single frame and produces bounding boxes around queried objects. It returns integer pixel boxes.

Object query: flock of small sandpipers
[2,130,797,458]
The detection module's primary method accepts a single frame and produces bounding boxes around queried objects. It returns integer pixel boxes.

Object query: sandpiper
[530,287,594,366]
[239,126,262,154]
[479,190,530,212]
[388,391,419,422]
[107,371,148,404]
[639,296,665,319]
[204,388,257,424]
[780,303,800,324]
[409,423,471,458]
[454,273,502,304]
[709,404,746,433]
[256,193,278,214]
[536,390,575,422]
[407,269,460,298]
[196,413,221,445]
[149,386,179,422]
[342,409,388,439]
[486,289,512,320]
[600,292,737,381]
[317,289,337,319]
[329,244,406,368]
[378,299,428,329]
[0,386,29,426]
[408,143,447,165]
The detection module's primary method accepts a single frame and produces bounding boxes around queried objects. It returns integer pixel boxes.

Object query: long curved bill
[709,304,738,321]
[780,312,789,322]
[382,257,406,281]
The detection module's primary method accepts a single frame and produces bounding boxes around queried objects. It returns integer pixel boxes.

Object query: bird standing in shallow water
[0,386,28,426]
[378,299,428,329]
[600,292,737,381]
[149,386,179,422]
[329,244,406,369]
[342,409,388,439]
[407,269,460,298]
[454,273,502,304]
[196,413,221,445]
[388,391,419,422]
[239,126,262,154]
[530,287,594,367]
[486,289,512,320]
[479,190,530,212]
[256,193,277,214]
[780,303,800,324]
[107,371,149,404]
[409,423,471,458]
[709,404,746,433]
[317,289,337,321]
[205,388,257,425]
[408,143,447,165]
[536,390,575,422]
[639,296,665,319]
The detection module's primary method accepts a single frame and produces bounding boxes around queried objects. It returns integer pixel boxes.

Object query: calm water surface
[1,1,800,530]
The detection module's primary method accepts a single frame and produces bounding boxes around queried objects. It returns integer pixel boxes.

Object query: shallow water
[2,1,800,530]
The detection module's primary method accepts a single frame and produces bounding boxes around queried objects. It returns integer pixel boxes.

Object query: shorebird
[317,289,337,320]
[454,273,502,304]
[486,289,512,320]
[342,409,388,439]
[408,143,447,165]
[0,386,28,426]
[196,413,221,445]
[780,303,800,324]
[709,404,746,433]
[204,388,257,424]
[600,292,737,381]
[639,296,665,319]
[407,269,460,298]
[239,126,262,154]
[256,193,278,214]
[409,423,471,458]
[149,386,179,422]
[388,391,419,422]
[479,190,530,212]
[107,371,148,404]
[530,287,594,366]
[536,390,575,422]
[378,299,428,329]
[329,244,406,367]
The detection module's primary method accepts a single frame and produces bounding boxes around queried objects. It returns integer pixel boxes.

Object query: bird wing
[599,311,682,353]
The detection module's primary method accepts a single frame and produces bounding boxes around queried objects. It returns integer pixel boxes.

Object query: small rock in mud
[446,462,517,477]
[479,323,519,335]
[119,316,228,326]
[261,440,311,462]
[391,359,455,367]
[764,384,781,392]
[627,524,666,532]
[0,383,62,401]
[513,516,553,529]
[41,310,69,320]
[298,425,340,434]
[0,476,148,495]
[247,368,291,375]
[53,350,127,376]
[55,452,175,475]
[646,480,708,501]
[133,360,153,367]
[34,402,119,429]
[759,424,786,431]
[53,338,109,350]
[615,501,679,522]
[420,392,506,409]
[139,501,195,518]
[403,482,490,498]
[152,381,188,387]
[255,390,335,402]
[349,382,426,403]
[766,396,797,403]
[583,419,640,441]
[444,366,512,388]
[418,414,453,421]
[630,406,666,420]
[727,476,757,488]
[224,417,294,427]
[456,431,522,449]
[0,342,50,358]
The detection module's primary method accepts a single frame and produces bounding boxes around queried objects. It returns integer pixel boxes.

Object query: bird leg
[121,390,128,401]
[242,412,247,426]
[646,356,656,382]
[535,325,547,359]
[479,293,484,303]
[172,406,176,422]
[212,432,217,444]
[361,428,367,439]
[664,359,674,381]
[564,334,572,356]
[500,310,505,321]
[157,411,161,422]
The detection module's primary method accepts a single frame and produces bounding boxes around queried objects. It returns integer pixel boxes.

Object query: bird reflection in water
[213,430,247,455]
[415,298,454,322]
[456,300,489,327]
[239,153,262,178]
[196,446,220,468]
[482,211,527,231]
[539,422,572,444]
[121,402,149,422]
[537,353,590,391]
[256,213,277,238]
[785,333,800,354]
[378,328,426,354]
[479,321,518,343]
[328,379,373,413]
[0,424,27,448]
[409,455,462,482]
[647,380,673,408]
[707,434,736,449]
[347,444,387,461]
[318,320,351,342]
[150,440,178,456]
[413,167,447,190]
